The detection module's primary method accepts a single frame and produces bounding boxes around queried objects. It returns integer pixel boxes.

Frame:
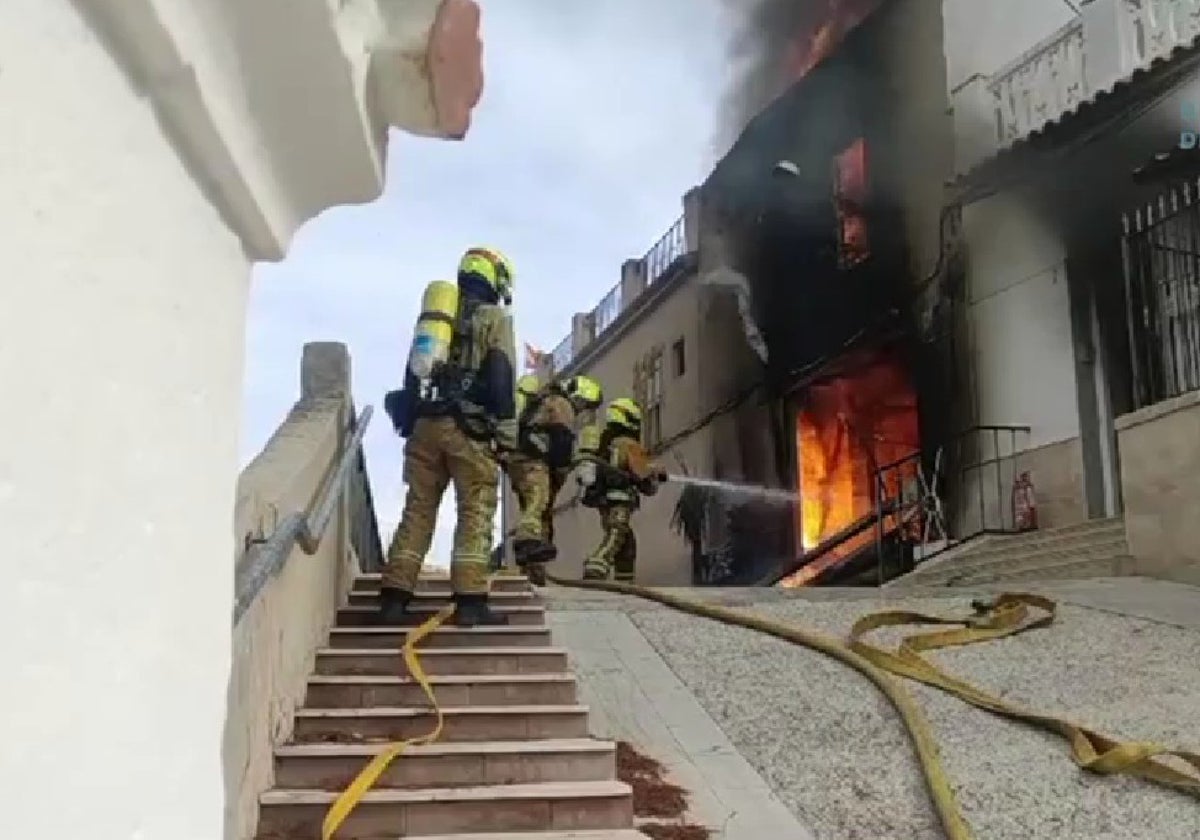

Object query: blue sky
[240,0,730,566]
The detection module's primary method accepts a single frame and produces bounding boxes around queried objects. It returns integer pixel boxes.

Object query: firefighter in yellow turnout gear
[507,374,603,585]
[580,397,666,582]
[379,246,518,627]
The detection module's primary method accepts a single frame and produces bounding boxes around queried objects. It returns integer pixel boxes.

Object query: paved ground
[545,576,1200,840]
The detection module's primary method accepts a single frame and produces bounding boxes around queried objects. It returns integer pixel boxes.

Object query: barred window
[634,346,665,447]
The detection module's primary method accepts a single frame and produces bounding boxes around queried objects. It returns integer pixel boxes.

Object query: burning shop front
[700,0,939,586]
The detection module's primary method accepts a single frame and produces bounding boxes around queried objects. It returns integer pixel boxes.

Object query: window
[633,346,665,447]
[672,338,686,378]
[833,138,870,268]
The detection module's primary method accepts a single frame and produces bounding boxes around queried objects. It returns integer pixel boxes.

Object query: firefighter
[378,246,518,627]
[579,397,666,583]
[508,374,603,585]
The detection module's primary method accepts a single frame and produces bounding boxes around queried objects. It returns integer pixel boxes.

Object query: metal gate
[1121,180,1200,409]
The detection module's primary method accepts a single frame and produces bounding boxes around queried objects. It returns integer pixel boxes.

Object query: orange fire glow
[783,351,919,587]
[781,0,884,84]
[835,138,870,267]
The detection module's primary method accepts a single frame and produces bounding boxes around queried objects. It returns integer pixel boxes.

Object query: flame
[782,350,920,587]
[835,138,870,267]
[781,0,884,85]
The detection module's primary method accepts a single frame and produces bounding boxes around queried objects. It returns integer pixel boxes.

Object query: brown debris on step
[639,822,714,840]
[615,740,688,819]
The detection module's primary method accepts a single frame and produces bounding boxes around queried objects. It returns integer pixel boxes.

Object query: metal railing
[550,334,573,374]
[546,212,692,373]
[593,283,622,333]
[346,405,386,572]
[947,424,1032,537]
[644,214,686,285]
[232,405,376,625]
[1122,179,1200,409]
[871,448,929,583]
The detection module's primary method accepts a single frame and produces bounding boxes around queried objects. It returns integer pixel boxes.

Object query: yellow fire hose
[320,603,455,840]
[322,581,1200,840]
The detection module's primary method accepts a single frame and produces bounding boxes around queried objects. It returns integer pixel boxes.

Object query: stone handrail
[223,342,380,840]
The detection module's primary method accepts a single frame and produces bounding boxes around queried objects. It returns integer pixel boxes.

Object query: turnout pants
[583,504,637,582]
[382,416,498,595]
[509,455,552,543]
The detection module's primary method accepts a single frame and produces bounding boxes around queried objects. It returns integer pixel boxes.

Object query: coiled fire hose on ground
[322,578,1200,840]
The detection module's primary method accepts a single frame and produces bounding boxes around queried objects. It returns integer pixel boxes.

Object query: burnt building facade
[527,0,955,585]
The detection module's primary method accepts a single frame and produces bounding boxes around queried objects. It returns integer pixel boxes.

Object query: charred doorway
[787,345,920,585]
[704,0,928,585]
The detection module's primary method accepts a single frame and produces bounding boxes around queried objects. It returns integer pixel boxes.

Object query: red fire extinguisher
[1012,471,1038,532]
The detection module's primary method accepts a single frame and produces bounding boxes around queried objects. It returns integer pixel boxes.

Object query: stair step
[348,589,540,608]
[257,779,632,838]
[315,647,570,678]
[337,604,546,627]
[943,555,1134,587]
[907,542,1131,587]
[305,674,577,708]
[354,573,534,595]
[328,626,553,650]
[293,705,591,743]
[273,738,615,790]
[939,531,1129,568]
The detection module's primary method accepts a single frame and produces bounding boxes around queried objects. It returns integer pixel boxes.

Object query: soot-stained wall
[703,1,930,393]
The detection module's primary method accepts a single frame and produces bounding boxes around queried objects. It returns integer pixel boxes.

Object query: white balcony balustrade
[953,0,1200,172]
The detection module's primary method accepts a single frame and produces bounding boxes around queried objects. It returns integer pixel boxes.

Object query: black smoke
[714,0,839,156]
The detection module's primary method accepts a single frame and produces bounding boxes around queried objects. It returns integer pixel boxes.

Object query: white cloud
[241,0,729,570]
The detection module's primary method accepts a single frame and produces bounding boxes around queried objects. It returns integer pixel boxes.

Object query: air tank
[576,423,602,487]
[408,280,460,380]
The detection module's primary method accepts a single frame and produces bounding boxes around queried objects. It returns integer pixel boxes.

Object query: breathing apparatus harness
[576,424,662,509]
[386,281,498,444]
[517,385,577,471]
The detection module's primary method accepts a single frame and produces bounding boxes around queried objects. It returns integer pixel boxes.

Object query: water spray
[664,474,799,506]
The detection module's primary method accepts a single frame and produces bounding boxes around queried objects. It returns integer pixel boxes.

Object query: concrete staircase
[255,573,645,839]
[887,517,1135,589]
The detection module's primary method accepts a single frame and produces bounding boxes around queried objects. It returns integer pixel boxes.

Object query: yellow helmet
[458,246,514,305]
[563,375,603,410]
[516,374,541,396]
[606,397,642,433]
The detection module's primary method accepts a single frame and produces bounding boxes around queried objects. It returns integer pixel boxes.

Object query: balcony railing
[963,0,1200,158]
[989,18,1086,146]
[547,212,692,374]
[644,215,686,285]
[551,334,573,374]
[1125,0,1200,67]
[594,283,622,333]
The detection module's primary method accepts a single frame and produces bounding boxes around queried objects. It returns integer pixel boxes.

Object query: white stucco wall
[0,1,247,836]
[964,192,1080,448]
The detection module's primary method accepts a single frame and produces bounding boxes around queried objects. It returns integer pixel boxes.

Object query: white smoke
[699,265,770,363]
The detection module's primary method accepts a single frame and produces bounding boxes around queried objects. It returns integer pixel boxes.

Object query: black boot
[525,562,547,587]
[376,586,413,625]
[453,592,509,626]
[514,538,558,565]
